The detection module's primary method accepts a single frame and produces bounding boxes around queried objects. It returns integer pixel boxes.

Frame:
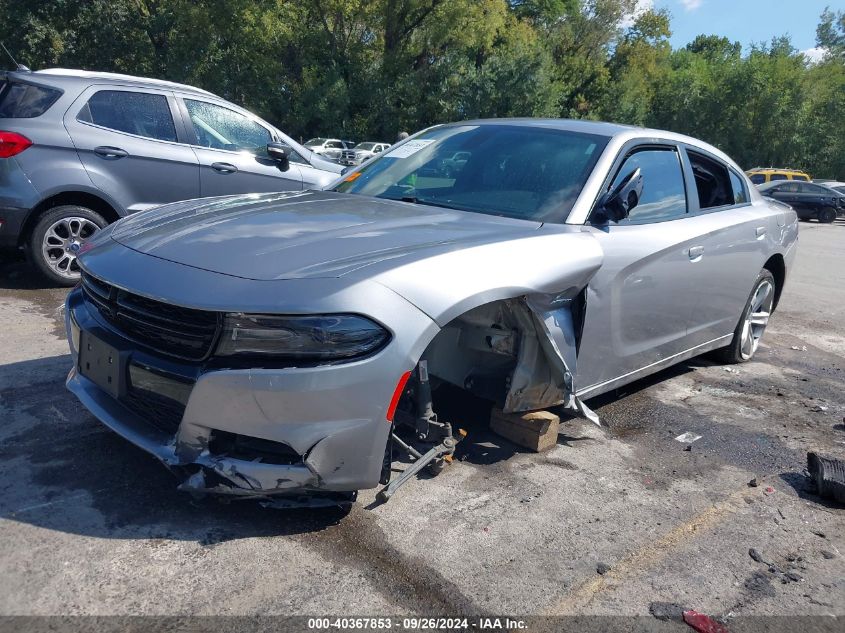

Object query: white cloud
[680,0,703,11]
[801,47,827,63]
[620,0,654,29]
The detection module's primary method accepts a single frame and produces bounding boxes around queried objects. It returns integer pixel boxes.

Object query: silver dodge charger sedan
[64,119,798,504]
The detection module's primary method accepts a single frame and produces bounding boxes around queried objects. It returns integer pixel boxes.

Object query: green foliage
[0,0,841,176]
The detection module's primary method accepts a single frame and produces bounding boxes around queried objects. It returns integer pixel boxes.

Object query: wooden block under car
[489,408,560,452]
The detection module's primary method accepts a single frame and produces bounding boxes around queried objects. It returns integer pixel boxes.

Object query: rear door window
[749,173,765,184]
[610,147,688,223]
[770,173,787,181]
[801,183,827,195]
[792,174,809,181]
[77,90,177,142]
[0,82,62,118]
[687,151,733,209]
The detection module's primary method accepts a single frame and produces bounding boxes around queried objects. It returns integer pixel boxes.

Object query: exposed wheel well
[763,254,785,311]
[19,192,120,247]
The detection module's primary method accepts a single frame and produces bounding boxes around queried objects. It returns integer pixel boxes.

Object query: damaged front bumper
[65,286,428,501]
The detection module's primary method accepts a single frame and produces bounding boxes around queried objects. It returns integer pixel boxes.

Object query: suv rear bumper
[0,205,29,249]
[0,155,41,249]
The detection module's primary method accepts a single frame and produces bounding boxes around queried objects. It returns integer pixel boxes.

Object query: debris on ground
[520,492,542,504]
[764,486,775,495]
[790,345,808,351]
[820,550,836,559]
[807,452,845,503]
[809,404,829,413]
[748,477,759,487]
[682,609,730,633]
[649,601,685,621]
[596,562,611,575]
[749,548,765,563]
[683,444,692,452]
[675,432,702,444]
[722,367,739,373]
[784,571,803,583]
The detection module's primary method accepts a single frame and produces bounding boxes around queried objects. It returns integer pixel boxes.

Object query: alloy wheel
[739,279,774,360]
[40,216,100,279]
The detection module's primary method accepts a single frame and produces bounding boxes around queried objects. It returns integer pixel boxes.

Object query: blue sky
[645,0,833,56]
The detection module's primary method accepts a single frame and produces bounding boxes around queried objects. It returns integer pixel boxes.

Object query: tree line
[2,0,843,178]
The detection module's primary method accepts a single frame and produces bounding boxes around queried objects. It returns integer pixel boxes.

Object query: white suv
[304,138,347,161]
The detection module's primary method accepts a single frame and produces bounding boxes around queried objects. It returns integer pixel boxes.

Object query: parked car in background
[746,167,811,184]
[440,151,471,177]
[0,68,342,285]
[813,180,845,194]
[303,138,347,161]
[65,119,797,503]
[757,180,845,223]
[339,141,390,166]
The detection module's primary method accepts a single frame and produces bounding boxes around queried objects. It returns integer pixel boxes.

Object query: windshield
[355,142,377,151]
[334,124,609,222]
[305,138,326,146]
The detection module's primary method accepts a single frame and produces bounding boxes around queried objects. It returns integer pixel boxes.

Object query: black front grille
[81,272,221,361]
[123,388,186,435]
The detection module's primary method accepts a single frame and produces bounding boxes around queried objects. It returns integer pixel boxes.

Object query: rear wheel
[717,269,776,364]
[818,207,837,224]
[29,205,107,286]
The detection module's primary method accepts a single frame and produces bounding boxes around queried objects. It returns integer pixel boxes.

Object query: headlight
[216,313,390,359]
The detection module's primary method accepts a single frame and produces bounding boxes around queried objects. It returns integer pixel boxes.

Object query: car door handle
[93,146,128,159]
[211,162,238,174]
[756,226,767,238]
[688,246,704,260]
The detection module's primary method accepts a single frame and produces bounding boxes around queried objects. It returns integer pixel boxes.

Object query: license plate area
[79,331,128,399]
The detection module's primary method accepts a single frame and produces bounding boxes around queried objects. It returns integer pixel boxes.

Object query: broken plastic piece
[682,610,730,633]
[676,432,702,443]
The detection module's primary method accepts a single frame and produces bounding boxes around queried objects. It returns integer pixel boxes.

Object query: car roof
[19,68,216,97]
[441,118,740,170]
[453,118,635,137]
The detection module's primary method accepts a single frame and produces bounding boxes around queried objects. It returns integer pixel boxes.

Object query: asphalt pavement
[0,220,843,625]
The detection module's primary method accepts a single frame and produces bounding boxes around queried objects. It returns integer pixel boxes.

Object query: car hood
[110,191,542,281]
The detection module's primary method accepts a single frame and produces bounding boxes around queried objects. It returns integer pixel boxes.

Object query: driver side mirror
[266,142,291,171]
[595,168,643,223]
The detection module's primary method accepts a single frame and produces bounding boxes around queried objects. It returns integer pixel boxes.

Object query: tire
[716,269,776,364]
[29,205,107,287]
[818,207,837,224]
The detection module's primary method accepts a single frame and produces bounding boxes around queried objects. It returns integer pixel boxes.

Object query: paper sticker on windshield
[385,139,435,159]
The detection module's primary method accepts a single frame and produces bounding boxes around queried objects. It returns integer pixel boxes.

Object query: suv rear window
[77,90,177,142]
[0,82,62,118]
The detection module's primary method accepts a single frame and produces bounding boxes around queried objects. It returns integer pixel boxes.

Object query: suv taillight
[0,131,32,158]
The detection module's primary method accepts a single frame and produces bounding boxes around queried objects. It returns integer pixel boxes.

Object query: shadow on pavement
[0,356,351,544]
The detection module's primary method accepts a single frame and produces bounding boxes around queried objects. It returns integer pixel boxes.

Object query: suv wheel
[818,207,837,224]
[29,205,107,286]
